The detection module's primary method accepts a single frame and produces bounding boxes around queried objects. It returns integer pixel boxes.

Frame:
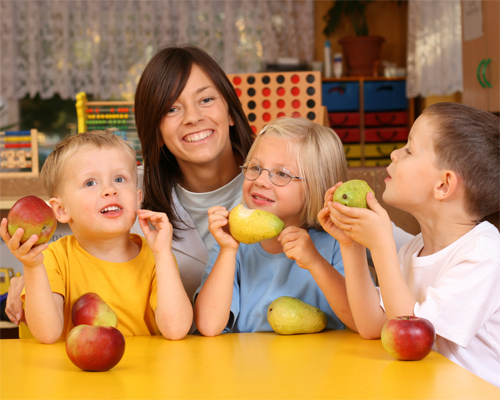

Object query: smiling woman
[132,45,254,301]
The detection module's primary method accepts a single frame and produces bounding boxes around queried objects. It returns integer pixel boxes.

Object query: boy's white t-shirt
[379,221,500,387]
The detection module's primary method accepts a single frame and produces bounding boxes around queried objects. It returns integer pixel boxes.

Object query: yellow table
[1,330,498,399]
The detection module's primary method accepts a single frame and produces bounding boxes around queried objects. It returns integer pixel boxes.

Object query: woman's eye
[248,165,260,172]
[85,180,97,187]
[405,147,411,154]
[201,97,214,105]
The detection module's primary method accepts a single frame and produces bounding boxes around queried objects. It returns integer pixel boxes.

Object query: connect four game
[0,129,39,177]
[227,71,324,134]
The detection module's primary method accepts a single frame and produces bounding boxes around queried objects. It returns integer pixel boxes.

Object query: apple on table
[66,325,125,372]
[381,316,436,361]
[66,292,124,371]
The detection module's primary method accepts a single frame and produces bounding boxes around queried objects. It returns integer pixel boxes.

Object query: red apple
[72,293,118,328]
[66,325,125,371]
[381,316,436,361]
[7,195,57,245]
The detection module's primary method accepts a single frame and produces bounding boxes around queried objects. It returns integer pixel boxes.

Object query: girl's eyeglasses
[240,162,306,187]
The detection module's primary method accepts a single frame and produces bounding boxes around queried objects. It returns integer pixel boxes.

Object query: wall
[314,1,408,70]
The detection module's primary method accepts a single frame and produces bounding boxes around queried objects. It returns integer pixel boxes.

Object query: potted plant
[323,0,384,77]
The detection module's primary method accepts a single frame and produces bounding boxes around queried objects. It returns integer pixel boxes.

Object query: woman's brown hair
[134,45,253,240]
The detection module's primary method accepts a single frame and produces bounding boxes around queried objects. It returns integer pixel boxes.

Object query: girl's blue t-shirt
[195,229,346,333]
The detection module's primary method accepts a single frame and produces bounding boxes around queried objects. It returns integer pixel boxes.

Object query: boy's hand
[0,218,47,268]
[208,206,239,251]
[137,210,173,255]
[328,192,393,251]
[278,226,322,271]
[319,183,354,247]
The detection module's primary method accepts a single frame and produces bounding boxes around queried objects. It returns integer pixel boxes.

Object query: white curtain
[406,0,463,98]
[0,0,314,101]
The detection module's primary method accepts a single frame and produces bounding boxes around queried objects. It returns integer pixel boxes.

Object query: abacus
[0,129,39,178]
[227,71,327,134]
[75,92,142,164]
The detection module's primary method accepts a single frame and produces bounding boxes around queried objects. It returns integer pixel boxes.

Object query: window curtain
[406,0,463,98]
[0,0,314,101]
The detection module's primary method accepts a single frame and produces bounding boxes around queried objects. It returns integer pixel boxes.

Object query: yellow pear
[267,296,327,335]
[332,179,374,208]
[228,204,285,244]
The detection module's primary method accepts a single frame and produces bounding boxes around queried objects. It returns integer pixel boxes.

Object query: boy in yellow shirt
[1,130,193,343]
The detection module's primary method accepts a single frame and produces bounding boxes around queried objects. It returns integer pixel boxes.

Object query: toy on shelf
[0,130,39,178]
[75,92,142,164]
[227,71,327,134]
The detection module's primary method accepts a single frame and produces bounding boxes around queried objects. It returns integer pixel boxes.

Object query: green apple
[72,293,118,328]
[267,296,327,335]
[7,195,57,245]
[66,325,125,371]
[332,180,374,209]
[229,204,285,244]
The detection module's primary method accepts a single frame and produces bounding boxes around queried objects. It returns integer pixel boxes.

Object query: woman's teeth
[185,130,213,143]
[101,206,121,213]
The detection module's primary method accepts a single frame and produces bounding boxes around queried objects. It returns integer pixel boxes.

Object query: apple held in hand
[72,293,118,328]
[7,195,57,245]
[66,325,125,371]
[381,316,436,361]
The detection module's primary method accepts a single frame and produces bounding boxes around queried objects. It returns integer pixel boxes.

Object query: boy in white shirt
[319,102,500,387]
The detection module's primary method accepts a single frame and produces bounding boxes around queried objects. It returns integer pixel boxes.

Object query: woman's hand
[278,226,322,271]
[137,210,173,256]
[4,275,26,326]
[0,218,48,269]
[208,206,239,251]
[318,183,355,247]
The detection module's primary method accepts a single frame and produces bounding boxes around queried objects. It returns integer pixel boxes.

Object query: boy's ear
[435,170,459,201]
[136,189,143,208]
[49,197,71,224]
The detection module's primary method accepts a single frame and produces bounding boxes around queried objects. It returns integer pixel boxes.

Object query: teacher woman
[132,45,254,301]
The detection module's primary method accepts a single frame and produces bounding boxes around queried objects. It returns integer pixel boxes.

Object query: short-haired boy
[319,103,500,387]
[1,130,193,343]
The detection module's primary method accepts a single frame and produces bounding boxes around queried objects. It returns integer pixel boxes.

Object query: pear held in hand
[72,292,118,328]
[333,180,374,209]
[229,204,285,244]
[267,296,327,335]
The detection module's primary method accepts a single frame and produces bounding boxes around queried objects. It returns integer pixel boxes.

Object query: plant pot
[339,36,385,77]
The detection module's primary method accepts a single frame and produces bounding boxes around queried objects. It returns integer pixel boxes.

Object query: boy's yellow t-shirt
[22,234,161,338]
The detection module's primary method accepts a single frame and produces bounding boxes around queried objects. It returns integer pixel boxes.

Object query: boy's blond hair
[246,117,348,230]
[41,129,138,197]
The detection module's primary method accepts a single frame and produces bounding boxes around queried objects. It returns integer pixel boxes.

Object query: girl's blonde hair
[41,129,137,197]
[246,117,347,230]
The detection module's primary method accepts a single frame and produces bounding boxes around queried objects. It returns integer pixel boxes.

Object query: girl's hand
[208,206,239,251]
[328,192,393,251]
[137,210,173,255]
[0,218,47,268]
[278,226,322,271]
[319,183,354,246]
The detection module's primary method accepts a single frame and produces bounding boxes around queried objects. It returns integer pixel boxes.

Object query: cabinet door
[462,0,499,112]
[485,0,499,112]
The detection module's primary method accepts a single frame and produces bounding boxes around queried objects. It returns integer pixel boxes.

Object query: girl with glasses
[194,117,358,336]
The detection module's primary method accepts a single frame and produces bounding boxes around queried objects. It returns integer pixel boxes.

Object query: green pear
[267,296,327,335]
[332,179,374,208]
[229,204,285,244]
